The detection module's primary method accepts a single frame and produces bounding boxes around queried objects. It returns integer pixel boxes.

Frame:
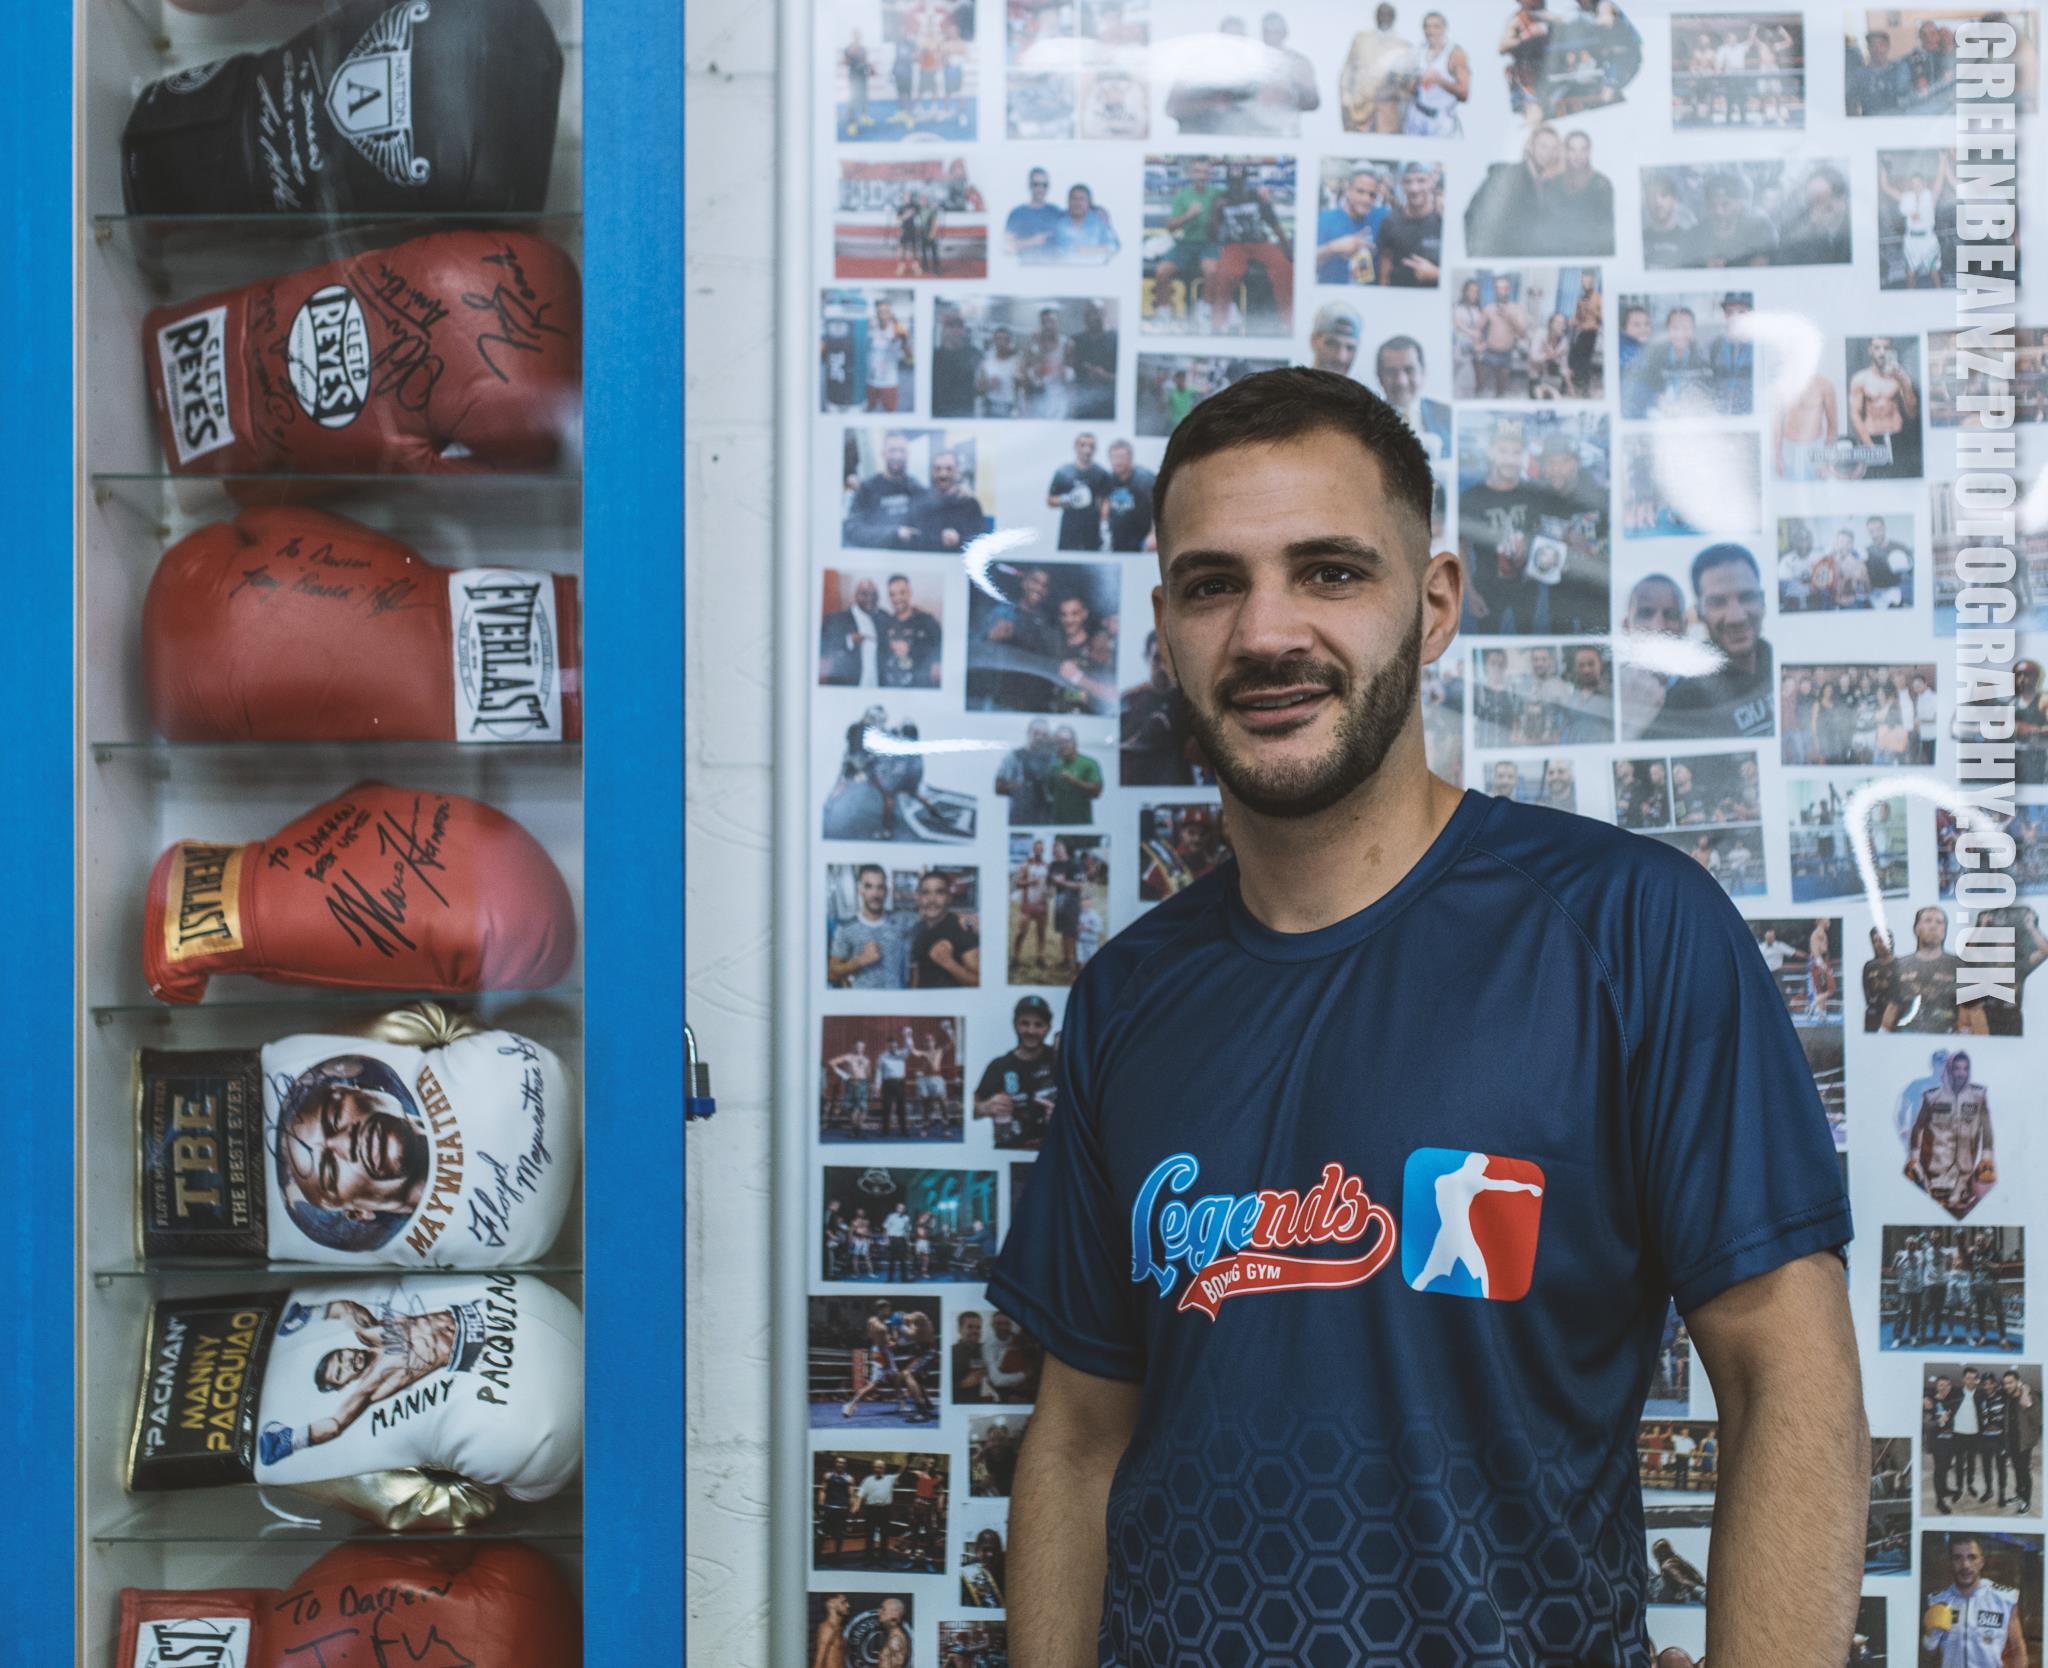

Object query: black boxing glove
[123,0,564,216]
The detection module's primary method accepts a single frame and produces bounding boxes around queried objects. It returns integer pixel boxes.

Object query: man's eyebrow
[1164,536,1389,581]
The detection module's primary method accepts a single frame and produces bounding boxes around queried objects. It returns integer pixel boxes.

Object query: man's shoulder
[1070,864,1234,1017]
[1463,796,1745,968]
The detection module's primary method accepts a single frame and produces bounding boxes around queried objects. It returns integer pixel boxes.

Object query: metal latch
[685,1024,717,1120]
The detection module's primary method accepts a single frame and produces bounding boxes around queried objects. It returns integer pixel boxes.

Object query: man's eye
[1311,566,1359,585]
[1186,577,1233,599]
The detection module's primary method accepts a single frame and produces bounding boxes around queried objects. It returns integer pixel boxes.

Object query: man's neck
[1228,751,1464,935]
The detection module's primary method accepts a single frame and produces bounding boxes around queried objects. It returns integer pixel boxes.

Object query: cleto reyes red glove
[145,783,577,1003]
[118,1540,582,1668]
[145,229,581,478]
[145,507,581,743]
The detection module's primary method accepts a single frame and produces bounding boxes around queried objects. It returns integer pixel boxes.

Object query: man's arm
[1687,1250,1867,1667]
[827,936,882,984]
[930,940,978,985]
[1010,1354,1142,1667]
[309,1369,390,1447]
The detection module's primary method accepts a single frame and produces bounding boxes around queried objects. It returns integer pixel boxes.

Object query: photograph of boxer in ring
[272,1055,432,1253]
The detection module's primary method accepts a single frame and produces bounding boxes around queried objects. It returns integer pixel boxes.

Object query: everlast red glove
[145,229,581,478]
[117,1541,581,1668]
[144,783,577,1003]
[145,507,581,743]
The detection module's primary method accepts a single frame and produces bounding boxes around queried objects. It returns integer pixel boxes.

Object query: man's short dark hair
[888,572,911,587]
[1690,541,1760,596]
[1150,367,1434,550]
[1377,334,1426,371]
[856,863,887,885]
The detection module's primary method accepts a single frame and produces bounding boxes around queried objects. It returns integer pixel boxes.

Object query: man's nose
[1228,579,1317,659]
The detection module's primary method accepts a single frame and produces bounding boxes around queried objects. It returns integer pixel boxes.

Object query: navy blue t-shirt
[987,790,1850,1668]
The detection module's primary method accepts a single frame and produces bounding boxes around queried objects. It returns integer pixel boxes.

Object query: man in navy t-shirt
[989,366,1864,1666]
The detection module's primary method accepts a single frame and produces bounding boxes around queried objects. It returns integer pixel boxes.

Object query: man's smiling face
[1153,430,1453,819]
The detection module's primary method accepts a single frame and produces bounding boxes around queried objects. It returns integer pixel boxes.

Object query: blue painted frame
[1,0,684,1649]
[6,0,74,1656]
[582,0,688,1650]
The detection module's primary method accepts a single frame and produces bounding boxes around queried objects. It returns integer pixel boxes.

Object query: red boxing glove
[118,1541,581,1668]
[146,507,581,743]
[145,229,581,477]
[145,782,576,1003]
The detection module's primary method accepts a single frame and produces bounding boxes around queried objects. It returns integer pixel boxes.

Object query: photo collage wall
[803,3,2048,1662]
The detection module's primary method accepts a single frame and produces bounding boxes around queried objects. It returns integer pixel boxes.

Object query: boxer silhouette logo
[326,0,434,186]
[287,286,371,428]
[1401,1148,1545,1301]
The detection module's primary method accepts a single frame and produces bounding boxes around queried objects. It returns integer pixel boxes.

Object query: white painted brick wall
[687,0,777,1660]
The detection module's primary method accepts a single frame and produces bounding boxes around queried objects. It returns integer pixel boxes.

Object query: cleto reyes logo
[287,285,372,428]
[158,307,235,465]
[1131,1154,1397,1320]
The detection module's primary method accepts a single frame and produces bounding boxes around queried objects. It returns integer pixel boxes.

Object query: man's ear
[1150,588,1181,687]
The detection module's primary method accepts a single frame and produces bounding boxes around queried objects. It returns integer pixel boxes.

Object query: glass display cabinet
[10,0,683,1656]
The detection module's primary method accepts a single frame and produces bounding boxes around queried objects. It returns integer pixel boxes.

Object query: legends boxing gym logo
[450,571,564,742]
[136,1617,252,1668]
[287,285,372,428]
[1131,1154,1398,1320]
[326,0,434,188]
[157,306,234,465]
[1401,1148,1546,1302]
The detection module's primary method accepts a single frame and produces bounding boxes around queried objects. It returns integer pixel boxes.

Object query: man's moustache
[1214,667,1344,702]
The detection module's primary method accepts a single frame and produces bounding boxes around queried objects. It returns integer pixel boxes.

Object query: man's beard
[1181,604,1423,819]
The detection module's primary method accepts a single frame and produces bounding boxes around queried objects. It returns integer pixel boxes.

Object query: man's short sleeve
[1627,862,1853,1314]
[986,968,1145,1380]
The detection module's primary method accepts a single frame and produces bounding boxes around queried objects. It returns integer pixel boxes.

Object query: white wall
[686,0,779,1660]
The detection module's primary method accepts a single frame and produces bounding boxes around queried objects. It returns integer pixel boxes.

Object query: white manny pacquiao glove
[128,1273,582,1528]
[136,1004,577,1267]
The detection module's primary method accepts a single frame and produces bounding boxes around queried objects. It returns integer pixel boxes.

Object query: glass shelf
[91,1492,585,1546]
[89,740,583,761]
[91,1262,585,1280]
[90,471,583,489]
[92,208,584,234]
[89,207,586,281]
[90,986,583,1021]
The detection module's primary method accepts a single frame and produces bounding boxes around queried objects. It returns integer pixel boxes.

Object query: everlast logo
[466,580,549,735]
[453,571,563,743]
[166,844,246,964]
[286,285,371,428]
[137,1618,251,1668]
[157,307,234,465]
